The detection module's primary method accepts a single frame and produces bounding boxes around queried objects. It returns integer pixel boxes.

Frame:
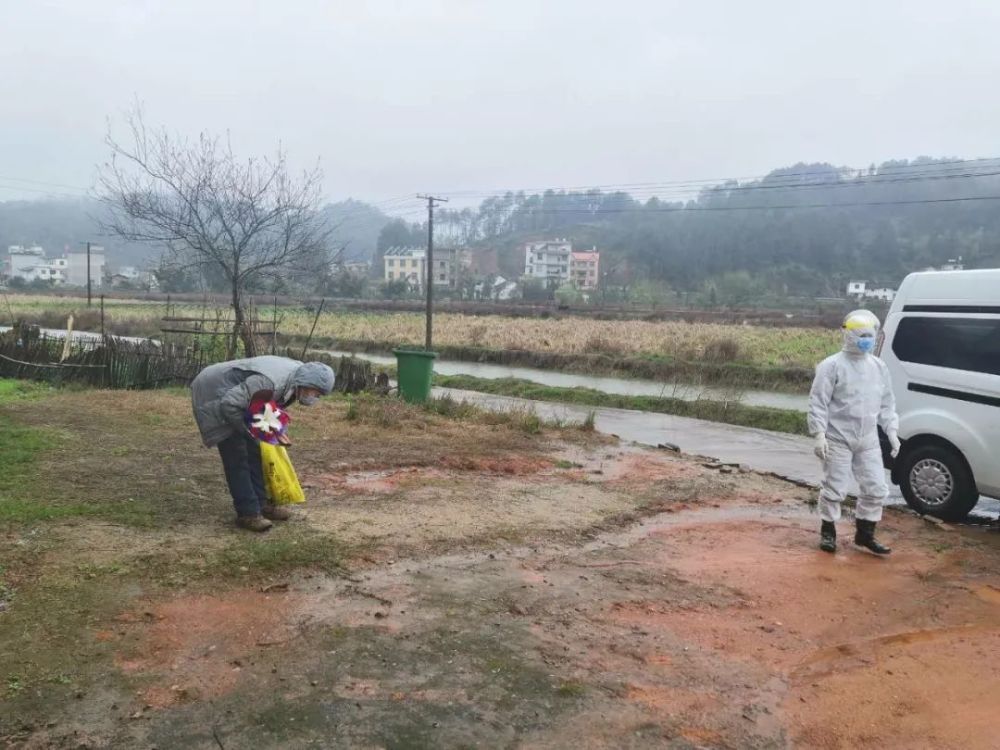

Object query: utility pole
[80,241,92,307]
[417,194,448,350]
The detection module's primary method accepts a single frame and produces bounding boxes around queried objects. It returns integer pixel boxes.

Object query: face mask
[299,394,320,406]
[857,337,875,354]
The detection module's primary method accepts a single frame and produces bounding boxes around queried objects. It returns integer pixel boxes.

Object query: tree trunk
[230,280,256,358]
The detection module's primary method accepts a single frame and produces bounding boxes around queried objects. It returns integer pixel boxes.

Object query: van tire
[898,443,979,521]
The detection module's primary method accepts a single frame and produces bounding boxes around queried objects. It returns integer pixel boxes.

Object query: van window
[892,316,1000,376]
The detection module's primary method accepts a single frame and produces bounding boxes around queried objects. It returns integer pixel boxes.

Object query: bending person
[191,356,335,531]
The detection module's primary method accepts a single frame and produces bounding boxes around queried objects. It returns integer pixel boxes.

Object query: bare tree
[98,105,334,355]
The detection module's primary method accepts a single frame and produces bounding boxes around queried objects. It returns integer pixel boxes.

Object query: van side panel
[882,272,1000,498]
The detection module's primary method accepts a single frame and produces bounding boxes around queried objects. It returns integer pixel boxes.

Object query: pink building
[570,250,600,290]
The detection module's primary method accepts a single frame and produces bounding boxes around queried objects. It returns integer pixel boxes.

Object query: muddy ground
[2,387,999,749]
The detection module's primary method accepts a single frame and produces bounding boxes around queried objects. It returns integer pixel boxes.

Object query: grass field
[4,293,841,369]
[436,374,809,435]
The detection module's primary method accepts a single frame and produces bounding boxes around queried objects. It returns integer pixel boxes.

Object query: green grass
[556,680,587,697]
[0,381,158,526]
[437,375,809,436]
[0,378,52,404]
[0,499,101,524]
[0,423,62,499]
[213,532,343,576]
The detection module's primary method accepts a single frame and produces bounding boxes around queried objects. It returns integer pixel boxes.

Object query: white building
[524,240,572,285]
[6,245,68,284]
[473,275,519,301]
[923,256,964,272]
[66,247,105,288]
[847,279,896,303]
[867,288,896,302]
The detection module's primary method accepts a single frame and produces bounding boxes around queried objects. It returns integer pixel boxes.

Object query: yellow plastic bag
[260,442,305,505]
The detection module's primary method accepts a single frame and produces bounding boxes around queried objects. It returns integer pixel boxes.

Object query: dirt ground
[2,388,1000,749]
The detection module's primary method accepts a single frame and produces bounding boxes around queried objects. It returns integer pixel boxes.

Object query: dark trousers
[217,432,266,516]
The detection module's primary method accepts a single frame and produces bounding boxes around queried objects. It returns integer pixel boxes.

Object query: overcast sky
[3,0,1000,212]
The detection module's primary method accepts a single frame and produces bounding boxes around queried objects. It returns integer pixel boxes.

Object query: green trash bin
[393,348,437,403]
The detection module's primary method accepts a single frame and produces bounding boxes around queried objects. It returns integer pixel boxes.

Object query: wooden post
[301,298,325,359]
[271,295,278,355]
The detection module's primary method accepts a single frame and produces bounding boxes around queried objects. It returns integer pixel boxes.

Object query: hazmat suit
[807,310,899,554]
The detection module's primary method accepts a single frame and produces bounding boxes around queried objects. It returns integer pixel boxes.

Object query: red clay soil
[605,515,1000,749]
[113,592,303,708]
[45,474,999,749]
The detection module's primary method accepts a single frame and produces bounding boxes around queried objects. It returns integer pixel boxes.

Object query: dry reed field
[5,294,841,368]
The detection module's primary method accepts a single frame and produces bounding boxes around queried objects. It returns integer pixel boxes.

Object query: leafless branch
[97,104,332,354]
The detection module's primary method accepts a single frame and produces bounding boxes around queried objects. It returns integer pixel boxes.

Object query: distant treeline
[425,157,1000,296]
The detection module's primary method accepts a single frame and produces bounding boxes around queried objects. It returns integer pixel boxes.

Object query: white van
[877,269,1000,520]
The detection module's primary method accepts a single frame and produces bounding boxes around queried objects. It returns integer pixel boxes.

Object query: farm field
[4,293,841,369]
[3,381,1000,749]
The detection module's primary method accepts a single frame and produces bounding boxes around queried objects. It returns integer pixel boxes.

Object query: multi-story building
[523,240,572,285]
[66,247,105,288]
[570,250,600,290]
[6,245,68,284]
[383,246,463,290]
[4,244,105,287]
[524,240,601,290]
[384,246,425,288]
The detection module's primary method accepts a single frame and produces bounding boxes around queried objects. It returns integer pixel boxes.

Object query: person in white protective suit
[807,309,900,555]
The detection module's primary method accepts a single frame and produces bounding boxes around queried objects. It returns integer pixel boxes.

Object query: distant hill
[0,197,392,271]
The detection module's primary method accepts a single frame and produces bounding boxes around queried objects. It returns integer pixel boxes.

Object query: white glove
[888,431,901,459]
[813,433,828,462]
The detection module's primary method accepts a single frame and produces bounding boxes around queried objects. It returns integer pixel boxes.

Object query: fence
[0,323,380,392]
[0,324,205,389]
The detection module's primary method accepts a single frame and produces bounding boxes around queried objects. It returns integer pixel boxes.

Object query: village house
[847,279,896,302]
[524,240,600,289]
[4,244,106,288]
[570,249,600,290]
[383,246,464,290]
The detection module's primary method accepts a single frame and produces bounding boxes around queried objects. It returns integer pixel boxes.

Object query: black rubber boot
[819,521,837,553]
[854,519,891,555]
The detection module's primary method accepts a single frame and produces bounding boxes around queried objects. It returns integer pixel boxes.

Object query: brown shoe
[262,503,292,521]
[236,514,273,532]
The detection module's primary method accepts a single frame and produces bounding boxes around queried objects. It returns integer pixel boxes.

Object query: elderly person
[191,356,335,531]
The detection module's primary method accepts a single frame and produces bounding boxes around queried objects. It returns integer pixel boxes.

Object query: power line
[475,193,1000,215]
[426,156,1000,200]
[0,183,90,199]
[432,169,1000,210]
[0,174,92,192]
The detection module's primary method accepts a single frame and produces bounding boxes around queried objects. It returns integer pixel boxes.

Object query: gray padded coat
[190,356,311,447]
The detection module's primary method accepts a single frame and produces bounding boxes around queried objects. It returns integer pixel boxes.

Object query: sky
[3,0,1000,214]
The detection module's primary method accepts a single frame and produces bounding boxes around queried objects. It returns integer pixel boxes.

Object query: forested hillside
[434,158,1000,295]
[7,158,1000,298]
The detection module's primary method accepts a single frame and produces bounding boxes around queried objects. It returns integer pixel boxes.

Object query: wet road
[436,386,1000,518]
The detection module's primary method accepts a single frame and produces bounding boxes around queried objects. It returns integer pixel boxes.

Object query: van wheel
[899,443,979,521]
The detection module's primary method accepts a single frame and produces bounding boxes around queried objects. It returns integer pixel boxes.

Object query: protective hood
[842,309,880,356]
[292,362,336,394]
